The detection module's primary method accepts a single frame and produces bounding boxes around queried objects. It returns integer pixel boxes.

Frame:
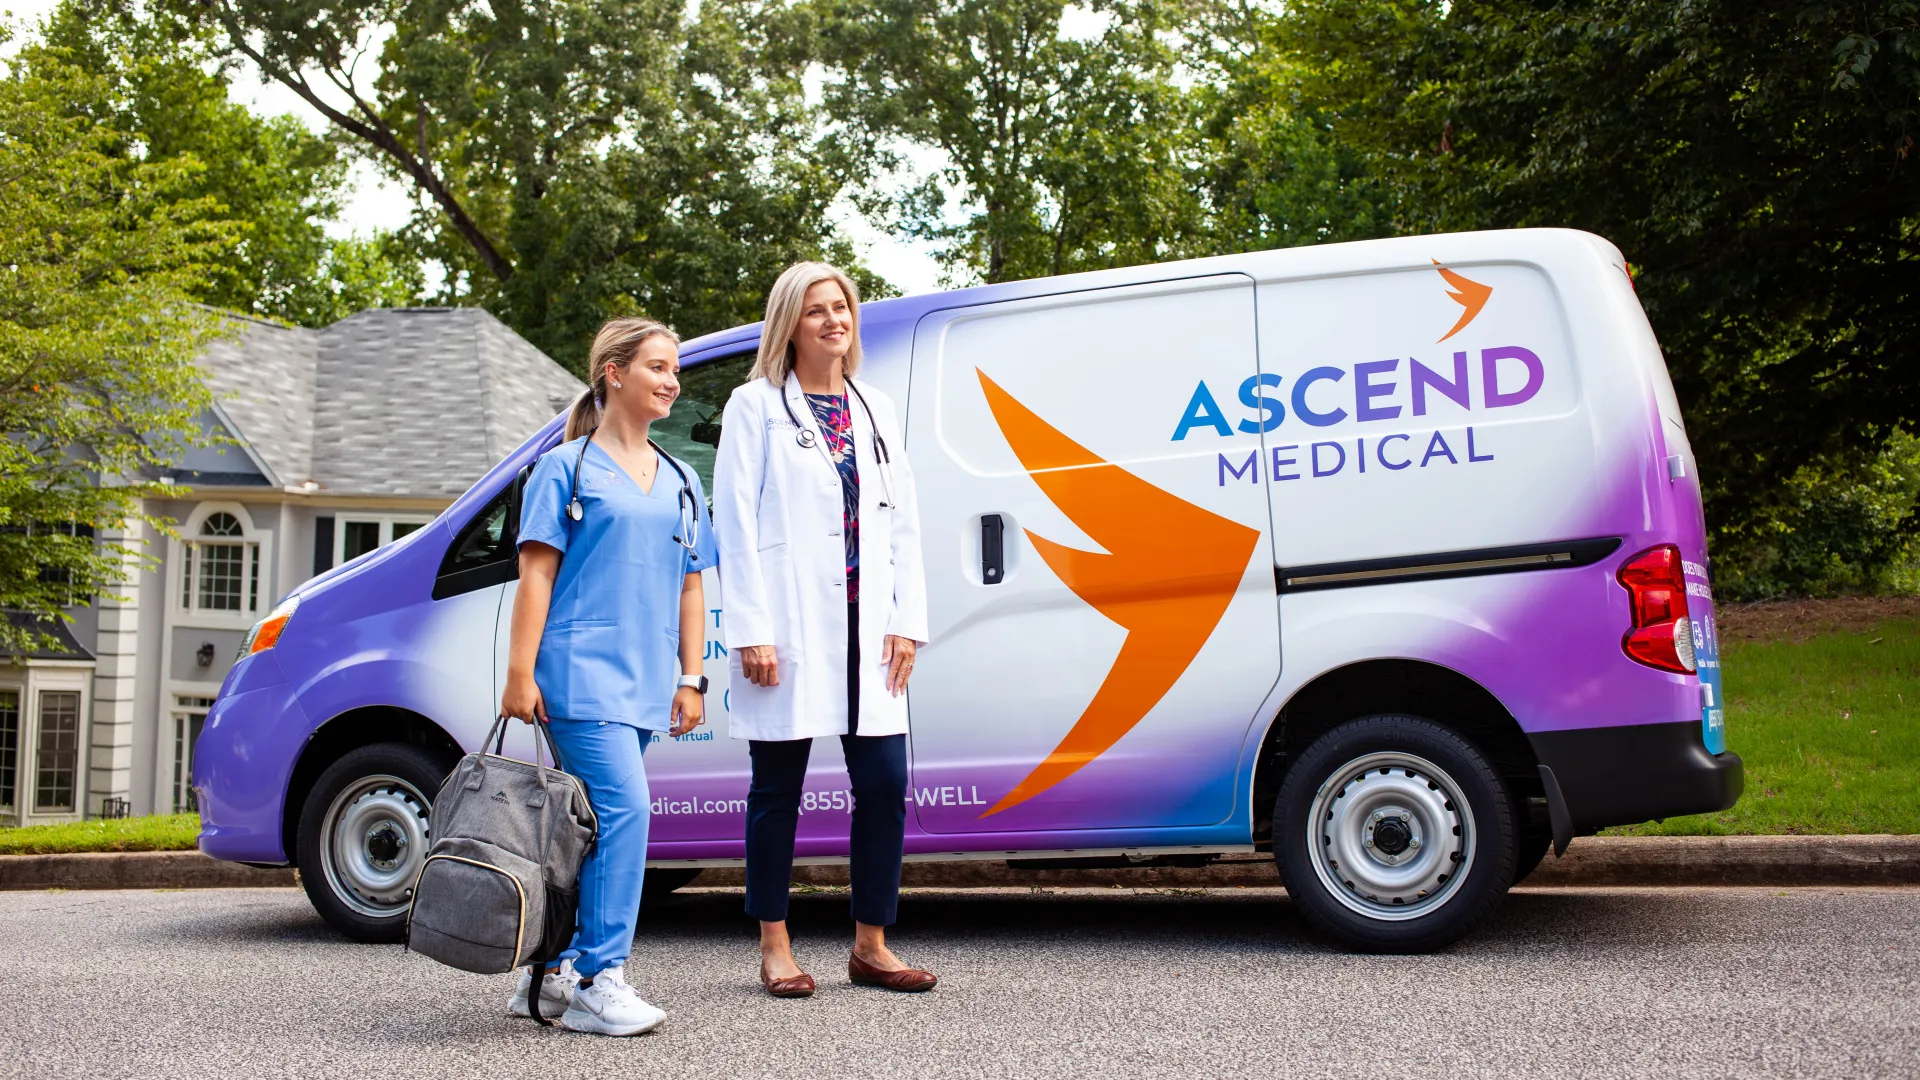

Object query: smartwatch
[677,675,709,694]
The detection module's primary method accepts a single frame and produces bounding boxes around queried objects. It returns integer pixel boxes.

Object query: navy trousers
[744,600,908,926]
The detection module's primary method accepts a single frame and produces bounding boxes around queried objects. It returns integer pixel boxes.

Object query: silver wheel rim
[319,773,430,919]
[1306,751,1473,921]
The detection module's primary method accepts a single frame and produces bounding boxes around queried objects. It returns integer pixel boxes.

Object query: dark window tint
[313,516,335,575]
[651,351,755,492]
[343,521,381,562]
[434,480,522,600]
[0,689,17,810]
[35,690,79,811]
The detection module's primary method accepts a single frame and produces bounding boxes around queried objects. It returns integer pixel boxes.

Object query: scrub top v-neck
[519,435,717,731]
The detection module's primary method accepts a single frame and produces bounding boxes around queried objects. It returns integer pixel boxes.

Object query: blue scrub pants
[544,718,651,977]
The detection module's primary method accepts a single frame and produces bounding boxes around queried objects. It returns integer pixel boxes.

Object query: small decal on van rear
[1432,260,1493,342]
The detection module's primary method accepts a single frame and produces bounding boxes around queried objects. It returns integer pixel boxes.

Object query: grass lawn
[0,813,200,855]
[1608,599,1920,836]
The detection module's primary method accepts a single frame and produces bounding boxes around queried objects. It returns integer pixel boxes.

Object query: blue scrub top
[518,435,717,730]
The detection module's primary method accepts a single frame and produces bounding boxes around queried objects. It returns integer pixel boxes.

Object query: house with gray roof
[0,308,582,825]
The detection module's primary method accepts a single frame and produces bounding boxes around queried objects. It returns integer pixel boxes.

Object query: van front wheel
[1274,715,1515,953]
[297,743,453,943]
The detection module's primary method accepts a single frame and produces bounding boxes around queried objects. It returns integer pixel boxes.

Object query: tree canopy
[0,34,231,650]
[1262,0,1920,594]
[171,0,880,367]
[37,0,420,327]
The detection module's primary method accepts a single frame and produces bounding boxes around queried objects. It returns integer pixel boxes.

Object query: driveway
[3,885,1914,1079]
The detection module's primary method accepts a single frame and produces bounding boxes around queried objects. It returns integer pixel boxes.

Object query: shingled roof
[193,309,583,498]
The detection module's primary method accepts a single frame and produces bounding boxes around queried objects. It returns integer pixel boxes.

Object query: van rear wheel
[1274,715,1516,953]
[297,743,454,943]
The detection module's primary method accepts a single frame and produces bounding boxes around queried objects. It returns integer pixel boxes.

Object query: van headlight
[240,595,299,659]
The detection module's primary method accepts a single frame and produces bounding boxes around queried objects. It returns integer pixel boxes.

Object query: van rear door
[903,275,1280,834]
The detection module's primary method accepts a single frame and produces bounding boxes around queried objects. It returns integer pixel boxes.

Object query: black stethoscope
[783,380,896,508]
[567,431,700,554]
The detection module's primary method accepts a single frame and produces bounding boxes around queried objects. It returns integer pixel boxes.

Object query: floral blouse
[805,392,860,602]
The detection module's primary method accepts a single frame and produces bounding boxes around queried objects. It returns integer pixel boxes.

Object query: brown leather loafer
[760,960,816,998]
[848,951,937,992]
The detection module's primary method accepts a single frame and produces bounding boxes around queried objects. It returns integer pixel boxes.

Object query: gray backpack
[406,715,597,1017]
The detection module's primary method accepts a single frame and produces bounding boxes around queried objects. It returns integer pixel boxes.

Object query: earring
[610,379,623,389]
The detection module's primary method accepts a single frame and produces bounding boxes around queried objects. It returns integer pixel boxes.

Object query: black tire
[1512,827,1552,885]
[1274,714,1516,953]
[296,742,455,943]
[642,867,702,905]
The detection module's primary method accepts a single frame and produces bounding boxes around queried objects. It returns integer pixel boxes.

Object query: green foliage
[1267,1,1920,588]
[36,0,420,327]
[1188,4,1396,252]
[818,0,1213,284]
[0,813,202,854]
[178,0,878,369]
[1715,433,1920,600]
[0,36,232,651]
[1608,616,1920,835]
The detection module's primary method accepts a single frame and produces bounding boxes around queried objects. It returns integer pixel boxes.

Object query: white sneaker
[508,959,579,1018]
[560,966,666,1036]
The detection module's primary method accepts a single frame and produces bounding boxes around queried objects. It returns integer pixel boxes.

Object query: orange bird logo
[1433,259,1492,342]
[975,370,1262,816]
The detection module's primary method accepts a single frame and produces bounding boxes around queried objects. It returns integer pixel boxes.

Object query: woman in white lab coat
[712,261,933,997]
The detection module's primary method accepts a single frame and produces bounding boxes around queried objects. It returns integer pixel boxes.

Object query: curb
[0,851,296,891]
[3,836,1915,893]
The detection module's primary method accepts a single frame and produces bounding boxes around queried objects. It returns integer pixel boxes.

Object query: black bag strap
[527,960,553,1027]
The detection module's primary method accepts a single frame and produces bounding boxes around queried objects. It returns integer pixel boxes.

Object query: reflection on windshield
[654,351,754,492]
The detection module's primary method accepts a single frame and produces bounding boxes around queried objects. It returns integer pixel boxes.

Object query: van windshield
[652,351,754,492]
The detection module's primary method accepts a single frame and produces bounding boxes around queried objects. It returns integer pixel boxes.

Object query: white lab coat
[712,375,929,740]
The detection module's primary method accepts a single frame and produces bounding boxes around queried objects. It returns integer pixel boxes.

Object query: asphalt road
[2,884,1915,1080]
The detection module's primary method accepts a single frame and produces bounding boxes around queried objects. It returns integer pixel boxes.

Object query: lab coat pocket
[757,545,805,662]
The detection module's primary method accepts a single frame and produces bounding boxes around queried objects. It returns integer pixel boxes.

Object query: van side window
[650,351,754,493]
[432,475,523,600]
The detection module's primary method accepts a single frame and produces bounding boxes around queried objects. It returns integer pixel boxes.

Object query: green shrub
[1714,432,1920,601]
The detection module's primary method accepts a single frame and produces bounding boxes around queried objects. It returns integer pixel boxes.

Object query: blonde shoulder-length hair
[751,261,863,387]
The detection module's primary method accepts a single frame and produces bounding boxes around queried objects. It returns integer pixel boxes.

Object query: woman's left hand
[882,635,917,697]
[670,686,704,736]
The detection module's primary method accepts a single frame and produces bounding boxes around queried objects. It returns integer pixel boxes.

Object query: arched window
[181,508,261,615]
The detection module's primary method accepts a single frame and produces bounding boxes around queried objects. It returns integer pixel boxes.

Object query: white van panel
[905,275,1281,833]
[1247,262,1601,566]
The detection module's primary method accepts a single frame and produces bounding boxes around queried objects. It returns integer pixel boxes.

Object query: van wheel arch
[281,706,463,864]
[1250,659,1543,849]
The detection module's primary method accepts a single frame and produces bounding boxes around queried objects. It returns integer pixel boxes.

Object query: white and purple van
[195,228,1740,952]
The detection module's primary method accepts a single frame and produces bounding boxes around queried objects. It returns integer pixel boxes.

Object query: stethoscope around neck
[566,431,700,554]
[784,379,897,508]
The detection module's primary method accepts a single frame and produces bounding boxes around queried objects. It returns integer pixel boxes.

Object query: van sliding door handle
[981,514,1005,585]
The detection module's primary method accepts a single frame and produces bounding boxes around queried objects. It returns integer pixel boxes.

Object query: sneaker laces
[587,966,637,1002]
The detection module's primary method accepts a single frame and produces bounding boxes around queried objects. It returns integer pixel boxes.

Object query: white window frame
[172,503,273,631]
[0,665,91,825]
[333,513,434,568]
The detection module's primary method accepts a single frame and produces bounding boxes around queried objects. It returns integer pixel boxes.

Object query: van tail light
[240,595,299,659]
[1616,545,1696,673]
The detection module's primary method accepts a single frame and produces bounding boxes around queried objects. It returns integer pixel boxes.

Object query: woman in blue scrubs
[499,316,716,1037]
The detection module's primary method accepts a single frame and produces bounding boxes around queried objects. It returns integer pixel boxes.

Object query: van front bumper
[195,660,309,866]
[1529,720,1743,845]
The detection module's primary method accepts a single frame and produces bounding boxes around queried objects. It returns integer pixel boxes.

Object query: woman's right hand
[740,644,780,687]
[501,670,547,724]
